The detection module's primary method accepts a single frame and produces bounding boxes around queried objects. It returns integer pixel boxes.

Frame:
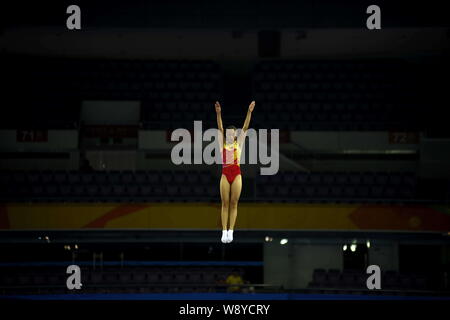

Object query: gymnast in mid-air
[215,100,255,243]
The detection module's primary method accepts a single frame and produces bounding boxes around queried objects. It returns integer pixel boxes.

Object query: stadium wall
[1,203,449,231]
[2,28,447,59]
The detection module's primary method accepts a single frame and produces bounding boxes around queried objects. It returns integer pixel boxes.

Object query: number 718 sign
[16,129,48,142]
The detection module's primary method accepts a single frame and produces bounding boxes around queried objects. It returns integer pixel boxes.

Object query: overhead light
[350,244,357,252]
[265,236,273,242]
[366,240,371,249]
[280,239,288,245]
[343,245,347,251]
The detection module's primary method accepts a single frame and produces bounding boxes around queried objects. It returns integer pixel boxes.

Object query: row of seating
[4,55,426,130]
[0,170,215,185]
[20,58,219,72]
[0,171,416,188]
[0,266,243,288]
[309,269,438,290]
[257,171,416,186]
[1,287,220,295]
[4,56,222,128]
[259,102,401,112]
[1,184,217,200]
[0,170,433,202]
[254,92,406,102]
[256,82,399,91]
[0,271,231,287]
[258,172,418,200]
[255,60,406,72]
[258,185,416,200]
[252,60,420,130]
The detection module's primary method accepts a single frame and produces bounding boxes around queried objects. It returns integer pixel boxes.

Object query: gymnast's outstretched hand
[248,100,255,113]
[215,101,221,114]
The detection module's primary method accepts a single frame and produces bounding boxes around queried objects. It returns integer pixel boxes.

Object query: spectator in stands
[225,268,244,293]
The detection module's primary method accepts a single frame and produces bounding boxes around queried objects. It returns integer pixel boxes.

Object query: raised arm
[215,101,224,148]
[238,101,255,146]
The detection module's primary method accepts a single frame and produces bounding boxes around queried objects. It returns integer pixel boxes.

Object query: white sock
[227,229,234,243]
[221,230,227,243]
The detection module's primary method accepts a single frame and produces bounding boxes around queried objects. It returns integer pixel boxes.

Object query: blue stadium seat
[112,185,125,197]
[349,172,362,185]
[121,172,134,184]
[81,173,94,184]
[296,173,308,184]
[54,172,67,184]
[127,185,139,197]
[86,185,99,197]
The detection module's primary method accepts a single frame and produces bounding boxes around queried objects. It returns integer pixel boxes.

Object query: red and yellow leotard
[222,141,241,184]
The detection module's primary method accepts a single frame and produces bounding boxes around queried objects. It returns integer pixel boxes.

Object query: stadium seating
[252,60,421,130]
[256,171,418,202]
[0,169,431,203]
[0,170,217,202]
[308,268,438,292]
[3,55,426,131]
[3,55,223,129]
[0,266,245,295]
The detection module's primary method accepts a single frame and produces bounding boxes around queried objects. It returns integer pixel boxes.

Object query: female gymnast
[215,100,255,243]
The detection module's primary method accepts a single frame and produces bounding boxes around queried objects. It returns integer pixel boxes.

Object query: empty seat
[262,185,276,197]
[135,172,149,184]
[81,173,94,184]
[278,186,289,197]
[127,185,139,197]
[54,172,67,184]
[119,273,133,283]
[199,172,211,184]
[174,273,188,283]
[167,185,179,196]
[312,269,327,287]
[330,185,343,198]
[44,185,58,196]
[148,172,160,184]
[112,185,125,197]
[295,173,308,184]
[375,173,388,185]
[343,186,356,198]
[108,172,121,184]
[40,172,53,184]
[103,273,118,284]
[147,273,160,283]
[140,185,152,197]
[317,186,329,197]
[370,186,383,198]
[282,172,296,184]
[99,185,112,197]
[349,173,362,185]
[327,270,341,287]
[86,185,99,197]
[90,273,103,284]
[161,172,173,184]
[174,173,187,184]
[68,172,81,184]
[121,172,134,184]
[160,273,174,283]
